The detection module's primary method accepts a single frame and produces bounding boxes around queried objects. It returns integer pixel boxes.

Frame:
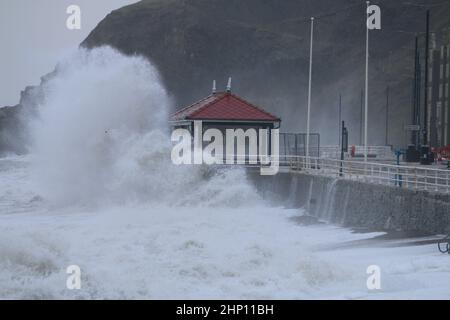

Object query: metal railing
[217,154,450,194]
[320,145,395,160]
[279,133,320,158]
[286,156,450,194]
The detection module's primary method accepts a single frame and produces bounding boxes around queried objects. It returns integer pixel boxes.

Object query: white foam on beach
[1,47,450,299]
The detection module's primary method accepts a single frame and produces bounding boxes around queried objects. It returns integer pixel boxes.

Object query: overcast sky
[0,0,139,106]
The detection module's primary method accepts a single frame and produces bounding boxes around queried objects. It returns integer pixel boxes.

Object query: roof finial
[226,77,232,93]
[212,80,217,94]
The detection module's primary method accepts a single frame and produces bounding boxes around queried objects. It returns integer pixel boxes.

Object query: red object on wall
[433,146,450,160]
[351,145,356,157]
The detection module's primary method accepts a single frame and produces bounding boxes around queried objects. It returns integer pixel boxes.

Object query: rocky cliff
[2,0,450,154]
[81,0,450,146]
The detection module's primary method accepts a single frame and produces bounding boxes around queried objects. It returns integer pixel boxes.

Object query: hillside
[2,0,450,154]
[78,0,450,145]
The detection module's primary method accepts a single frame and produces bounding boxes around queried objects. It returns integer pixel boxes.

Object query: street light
[305,17,314,168]
[364,1,370,163]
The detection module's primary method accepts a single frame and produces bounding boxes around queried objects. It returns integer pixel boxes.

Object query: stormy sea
[1,47,450,299]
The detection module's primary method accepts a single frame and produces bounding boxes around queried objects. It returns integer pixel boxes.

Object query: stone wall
[248,170,450,235]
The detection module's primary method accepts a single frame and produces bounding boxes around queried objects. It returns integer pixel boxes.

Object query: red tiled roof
[170,92,280,122]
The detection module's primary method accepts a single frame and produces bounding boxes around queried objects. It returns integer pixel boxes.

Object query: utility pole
[385,86,389,146]
[340,121,345,176]
[423,9,430,146]
[415,36,422,149]
[360,89,363,146]
[305,17,314,167]
[340,121,348,176]
[364,1,370,162]
[412,36,419,147]
[338,94,342,147]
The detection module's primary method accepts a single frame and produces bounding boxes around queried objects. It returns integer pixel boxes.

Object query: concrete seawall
[248,171,450,235]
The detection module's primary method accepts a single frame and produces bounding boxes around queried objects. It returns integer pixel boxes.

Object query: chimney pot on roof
[226,77,232,93]
[212,80,217,94]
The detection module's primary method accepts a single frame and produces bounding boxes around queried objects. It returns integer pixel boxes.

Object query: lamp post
[360,89,363,146]
[338,94,342,148]
[385,86,389,146]
[305,17,314,167]
[364,1,370,163]
[423,9,430,147]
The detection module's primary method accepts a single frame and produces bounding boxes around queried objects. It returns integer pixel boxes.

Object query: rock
[2,0,450,154]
